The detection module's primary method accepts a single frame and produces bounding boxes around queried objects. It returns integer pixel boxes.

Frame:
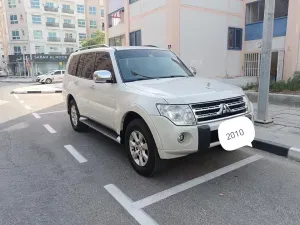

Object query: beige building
[0,0,8,69]
[85,0,105,38]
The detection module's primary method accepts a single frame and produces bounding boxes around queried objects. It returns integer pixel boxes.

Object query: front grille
[191,96,247,123]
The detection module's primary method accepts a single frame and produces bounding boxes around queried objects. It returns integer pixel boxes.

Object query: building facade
[0,0,8,70]
[104,0,297,81]
[1,0,105,76]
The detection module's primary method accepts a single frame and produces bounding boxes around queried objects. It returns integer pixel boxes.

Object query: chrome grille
[191,96,247,123]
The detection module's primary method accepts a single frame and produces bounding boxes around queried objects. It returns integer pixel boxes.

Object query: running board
[79,117,121,143]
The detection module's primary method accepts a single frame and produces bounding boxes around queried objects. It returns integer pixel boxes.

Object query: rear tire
[45,78,52,84]
[69,99,87,132]
[125,119,164,177]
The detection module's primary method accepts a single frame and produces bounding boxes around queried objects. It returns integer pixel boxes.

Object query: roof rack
[142,45,159,48]
[75,44,109,52]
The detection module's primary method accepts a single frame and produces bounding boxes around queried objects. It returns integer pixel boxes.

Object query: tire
[45,78,52,84]
[69,99,87,132]
[125,119,164,177]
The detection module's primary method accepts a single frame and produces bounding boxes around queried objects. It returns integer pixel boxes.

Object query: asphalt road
[1,82,300,225]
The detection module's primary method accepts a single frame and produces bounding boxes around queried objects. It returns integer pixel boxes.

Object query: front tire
[125,119,164,177]
[45,78,52,84]
[69,99,87,132]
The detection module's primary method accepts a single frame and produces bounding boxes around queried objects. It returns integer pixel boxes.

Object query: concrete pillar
[103,0,109,45]
[277,50,284,81]
[123,0,130,46]
[167,0,180,55]
[283,0,300,79]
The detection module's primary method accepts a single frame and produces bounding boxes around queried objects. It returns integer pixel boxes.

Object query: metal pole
[255,0,275,124]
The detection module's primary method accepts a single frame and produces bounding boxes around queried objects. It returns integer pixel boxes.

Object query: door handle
[90,85,95,90]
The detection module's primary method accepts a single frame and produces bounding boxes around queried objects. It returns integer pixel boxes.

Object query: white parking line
[104,184,159,225]
[20,100,24,104]
[64,145,87,163]
[24,105,32,110]
[43,124,57,134]
[13,94,19,99]
[38,110,67,115]
[132,154,263,209]
[32,113,41,119]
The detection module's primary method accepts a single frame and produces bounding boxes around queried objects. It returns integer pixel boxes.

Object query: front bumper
[150,113,254,159]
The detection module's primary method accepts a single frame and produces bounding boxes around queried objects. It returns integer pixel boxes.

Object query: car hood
[125,77,245,104]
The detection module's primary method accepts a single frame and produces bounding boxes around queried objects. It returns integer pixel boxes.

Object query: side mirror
[190,67,197,75]
[93,70,112,83]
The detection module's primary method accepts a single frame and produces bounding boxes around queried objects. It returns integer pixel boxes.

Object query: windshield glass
[115,49,193,82]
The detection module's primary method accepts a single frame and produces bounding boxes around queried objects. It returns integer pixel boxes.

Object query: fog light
[178,133,185,143]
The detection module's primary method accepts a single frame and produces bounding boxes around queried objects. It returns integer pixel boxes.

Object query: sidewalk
[11,83,62,94]
[253,103,300,159]
[0,76,35,83]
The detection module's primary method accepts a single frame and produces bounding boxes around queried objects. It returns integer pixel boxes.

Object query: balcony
[62,8,74,14]
[78,24,85,28]
[44,6,58,12]
[63,23,75,28]
[47,37,61,42]
[49,52,62,55]
[46,22,59,27]
[245,17,288,41]
[64,37,76,43]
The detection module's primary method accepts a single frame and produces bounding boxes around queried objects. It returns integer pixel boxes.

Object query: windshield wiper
[156,75,186,78]
[131,71,155,80]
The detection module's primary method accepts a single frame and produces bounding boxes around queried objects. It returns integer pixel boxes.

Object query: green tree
[80,30,105,47]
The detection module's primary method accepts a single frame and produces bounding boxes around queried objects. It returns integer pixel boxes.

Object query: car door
[52,70,61,82]
[89,51,117,130]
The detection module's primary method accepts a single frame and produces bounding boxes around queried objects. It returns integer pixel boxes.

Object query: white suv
[63,45,253,176]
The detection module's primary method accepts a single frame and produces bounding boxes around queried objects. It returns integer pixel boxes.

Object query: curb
[245,91,300,107]
[11,90,62,94]
[0,80,35,83]
[253,138,300,161]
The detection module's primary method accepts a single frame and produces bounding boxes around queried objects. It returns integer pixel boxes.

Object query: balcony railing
[47,37,61,42]
[63,23,75,28]
[66,51,74,54]
[245,17,288,41]
[46,22,59,27]
[62,8,74,14]
[44,6,59,12]
[64,38,76,43]
[49,52,62,55]
[78,24,85,28]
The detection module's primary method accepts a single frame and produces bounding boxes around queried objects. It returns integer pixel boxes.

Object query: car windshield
[115,49,193,82]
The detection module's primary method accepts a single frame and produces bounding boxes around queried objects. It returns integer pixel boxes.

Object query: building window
[91,33,97,38]
[130,30,142,46]
[8,0,16,8]
[48,32,56,37]
[129,0,139,4]
[12,30,20,40]
[32,15,41,24]
[30,0,40,8]
[90,20,97,28]
[33,30,43,39]
[101,9,104,17]
[35,46,44,54]
[89,6,96,15]
[77,4,84,13]
[79,33,86,40]
[102,22,105,31]
[45,2,54,7]
[10,15,18,24]
[246,0,289,24]
[108,8,124,28]
[64,19,71,24]
[228,28,243,50]
[14,46,21,55]
[66,47,74,54]
[78,19,85,27]
[47,17,55,23]
[109,35,125,46]
[63,4,70,10]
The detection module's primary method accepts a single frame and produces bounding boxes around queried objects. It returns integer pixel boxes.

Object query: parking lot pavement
[1,94,300,225]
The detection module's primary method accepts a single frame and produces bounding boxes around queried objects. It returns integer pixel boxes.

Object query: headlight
[243,95,252,112]
[156,104,196,126]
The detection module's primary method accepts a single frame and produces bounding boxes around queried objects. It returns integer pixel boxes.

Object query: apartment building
[0,0,8,69]
[1,0,104,75]
[104,0,297,81]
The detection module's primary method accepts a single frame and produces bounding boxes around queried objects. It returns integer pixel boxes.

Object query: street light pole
[255,0,275,124]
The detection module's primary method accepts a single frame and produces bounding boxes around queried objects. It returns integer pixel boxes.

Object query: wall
[129,0,167,18]
[108,23,125,38]
[108,0,123,13]
[245,36,285,52]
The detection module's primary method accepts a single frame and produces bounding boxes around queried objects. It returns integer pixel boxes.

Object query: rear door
[53,70,62,82]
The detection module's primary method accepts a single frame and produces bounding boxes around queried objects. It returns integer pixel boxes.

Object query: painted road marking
[43,124,57,134]
[104,184,159,225]
[64,145,87,163]
[24,105,32,110]
[132,154,263,209]
[20,100,24,104]
[39,110,67,115]
[13,94,19,99]
[32,113,41,119]
[0,100,8,106]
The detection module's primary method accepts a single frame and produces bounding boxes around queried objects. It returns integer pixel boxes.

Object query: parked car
[63,46,254,176]
[0,68,8,77]
[36,70,65,84]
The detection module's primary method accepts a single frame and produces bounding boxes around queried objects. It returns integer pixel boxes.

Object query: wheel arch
[67,94,75,115]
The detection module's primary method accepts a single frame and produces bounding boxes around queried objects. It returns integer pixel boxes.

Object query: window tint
[77,53,95,79]
[54,71,61,75]
[68,54,80,76]
[94,52,115,77]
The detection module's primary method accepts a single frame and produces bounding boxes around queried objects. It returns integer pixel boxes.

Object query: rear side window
[54,71,61,75]
[68,54,80,76]
[94,52,115,77]
[77,53,96,79]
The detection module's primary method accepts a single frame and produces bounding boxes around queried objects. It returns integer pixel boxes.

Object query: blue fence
[245,17,287,41]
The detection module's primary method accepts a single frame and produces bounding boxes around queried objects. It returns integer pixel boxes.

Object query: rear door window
[68,54,80,76]
[77,53,96,79]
